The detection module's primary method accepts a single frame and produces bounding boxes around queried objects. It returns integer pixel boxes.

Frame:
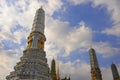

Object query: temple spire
[89,47,99,68]
[51,58,57,80]
[111,63,120,80]
[89,47,102,80]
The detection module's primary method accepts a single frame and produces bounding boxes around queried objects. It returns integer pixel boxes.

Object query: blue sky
[0,0,120,80]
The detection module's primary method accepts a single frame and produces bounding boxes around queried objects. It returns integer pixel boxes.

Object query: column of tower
[111,63,120,80]
[6,7,52,80]
[89,48,102,80]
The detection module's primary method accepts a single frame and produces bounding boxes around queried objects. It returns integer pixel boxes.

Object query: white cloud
[102,23,120,37]
[59,60,91,80]
[13,28,29,44]
[92,42,120,58]
[68,0,92,5]
[0,49,20,80]
[68,0,120,37]
[0,29,28,44]
[45,0,63,16]
[92,0,120,37]
[101,67,113,80]
[45,18,92,57]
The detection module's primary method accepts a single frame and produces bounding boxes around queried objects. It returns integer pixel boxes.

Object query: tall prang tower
[89,48,102,80]
[111,63,120,80]
[50,58,61,80]
[6,7,52,80]
[50,58,57,80]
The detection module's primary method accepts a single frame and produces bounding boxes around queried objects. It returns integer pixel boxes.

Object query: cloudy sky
[0,0,120,80]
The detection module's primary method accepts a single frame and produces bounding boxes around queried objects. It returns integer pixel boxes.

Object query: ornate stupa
[6,7,52,80]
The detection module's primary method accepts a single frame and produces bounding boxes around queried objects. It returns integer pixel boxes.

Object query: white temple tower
[6,7,52,80]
